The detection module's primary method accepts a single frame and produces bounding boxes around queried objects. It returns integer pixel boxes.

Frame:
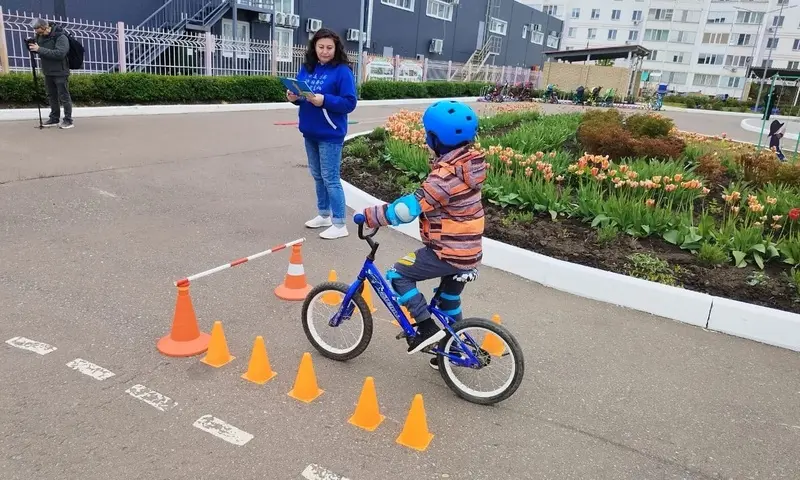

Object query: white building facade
[520,0,800,98]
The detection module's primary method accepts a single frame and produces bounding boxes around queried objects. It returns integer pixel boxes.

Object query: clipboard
[280,77,314,97]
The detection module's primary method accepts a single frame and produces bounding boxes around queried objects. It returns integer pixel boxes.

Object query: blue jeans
[304,137,346,226]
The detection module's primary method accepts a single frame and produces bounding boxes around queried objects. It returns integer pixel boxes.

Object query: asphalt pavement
[1,103,799,480]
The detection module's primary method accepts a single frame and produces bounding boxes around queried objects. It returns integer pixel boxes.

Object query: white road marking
[5,336,57,355]
[65,358,116,380]
[302,464,351,480]
[90,187,117,198]
[125,384,178,412]
[192,415,253,446]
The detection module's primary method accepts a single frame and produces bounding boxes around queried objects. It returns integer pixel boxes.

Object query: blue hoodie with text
[295,62,358,143]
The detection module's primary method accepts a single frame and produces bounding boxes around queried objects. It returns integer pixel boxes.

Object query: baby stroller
[573,86,586,105]
[543,84,558,103]
[587,86,602,105]
[649,83,667,111]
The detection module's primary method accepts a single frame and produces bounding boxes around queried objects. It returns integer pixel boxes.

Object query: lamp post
[356,0,366,86]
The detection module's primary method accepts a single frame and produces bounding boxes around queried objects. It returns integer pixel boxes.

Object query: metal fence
[0,7,540,86]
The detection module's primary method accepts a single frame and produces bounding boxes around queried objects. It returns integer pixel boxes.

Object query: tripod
[29,50,44,129]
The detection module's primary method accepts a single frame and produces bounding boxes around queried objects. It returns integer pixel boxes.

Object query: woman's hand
[307,94,325,107]
[286,89,299,103]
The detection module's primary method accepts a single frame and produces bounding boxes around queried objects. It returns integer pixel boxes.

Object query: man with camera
[28,18,73,129]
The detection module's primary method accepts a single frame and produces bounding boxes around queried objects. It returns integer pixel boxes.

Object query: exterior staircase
[117,0,230,72]
[449,0,502,81]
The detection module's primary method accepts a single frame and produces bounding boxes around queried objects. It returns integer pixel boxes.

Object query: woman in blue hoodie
[287,28,358,240]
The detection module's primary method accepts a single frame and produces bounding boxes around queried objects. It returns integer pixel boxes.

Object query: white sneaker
[305,215,333,228]
[319,224,349,239]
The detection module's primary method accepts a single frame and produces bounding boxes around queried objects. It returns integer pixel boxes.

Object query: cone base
[348,413,385,432]
[288,387,324,403]
[156,332,211,357]
[241,370,277,385]
[274,283,312,301]
[201,354,235,368]
[396,431,434,451]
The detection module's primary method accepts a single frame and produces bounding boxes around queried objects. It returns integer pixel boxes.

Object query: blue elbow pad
[385,194,422,226]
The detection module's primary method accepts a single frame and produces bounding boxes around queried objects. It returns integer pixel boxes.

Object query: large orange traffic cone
[201,321,235,368]
[288,352,324,403]
[274,243,313,301]
[321,270,341,306]
[480,314,505,357]
[348,376,385,431]
[396,394,434,451]
[157,284,210,357]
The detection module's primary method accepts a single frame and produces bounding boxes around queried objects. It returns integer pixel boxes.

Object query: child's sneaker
[406,321,446,354]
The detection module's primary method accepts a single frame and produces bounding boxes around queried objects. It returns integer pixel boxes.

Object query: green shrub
[624,113,674,138]
[0,72,488,106]
[577,108,685,160]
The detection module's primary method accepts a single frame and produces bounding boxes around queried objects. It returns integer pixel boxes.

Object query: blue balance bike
[300,215,525,405]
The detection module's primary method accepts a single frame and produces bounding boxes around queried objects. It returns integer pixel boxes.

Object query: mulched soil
[341,148,800,315]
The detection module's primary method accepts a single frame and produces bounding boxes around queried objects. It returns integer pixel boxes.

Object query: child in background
[355,101,487,369]
[768,119,787,162]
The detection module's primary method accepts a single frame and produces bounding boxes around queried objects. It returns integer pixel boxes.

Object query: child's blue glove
[385,194,422,226]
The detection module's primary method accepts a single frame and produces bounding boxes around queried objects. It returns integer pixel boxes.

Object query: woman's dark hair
[304,28,350,73]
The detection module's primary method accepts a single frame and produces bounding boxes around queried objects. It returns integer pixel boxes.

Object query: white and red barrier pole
[174,238,306,287]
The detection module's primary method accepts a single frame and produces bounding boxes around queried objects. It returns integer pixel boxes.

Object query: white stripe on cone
[287,263,305,276]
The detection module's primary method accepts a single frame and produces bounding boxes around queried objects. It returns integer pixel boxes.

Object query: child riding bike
[357,100,487,369]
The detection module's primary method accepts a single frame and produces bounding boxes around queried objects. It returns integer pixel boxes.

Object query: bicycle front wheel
[301,281,374,361]
[436,317,525,405]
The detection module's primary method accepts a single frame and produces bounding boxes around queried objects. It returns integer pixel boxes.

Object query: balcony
[234,0,275,13]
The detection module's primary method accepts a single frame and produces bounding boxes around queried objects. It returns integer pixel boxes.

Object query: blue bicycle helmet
[422,100,479,154]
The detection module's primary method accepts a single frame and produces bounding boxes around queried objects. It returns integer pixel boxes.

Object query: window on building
[644,29,669,42]
[736,11,763,24]
[732,33,753,46]
[568,27,577,38]
[276,27,293,62]
[645,50,658,61]
[666,51,686,64]
[697,53,724,65]
[611,10,621,20]
[426,0,453,21]
[706,11,730,24]
[489,17,508,36]
[628,30,638,41]
[543,5,559,16]
[767,38,779,49]
[587,28,597,39]
[670,30,696,44]
[531,31,544,44]
[547,34,559,48]
[221,19,251,58]
[608,29,617,40]
[571,8,580,19]
[648,8,673,21]
[591,9,600,19]
[720,76,743,88]
[693,74,720,87]
[725,55,752,67]
[773,15,785,27]
[788,61,799,70]
[632,10,642,21]
[703,32,730,44]
[794,39,800,50]
[762,59,773,68]
[381,0,414,12]
[678,10,702,23]
[273,0,293,14]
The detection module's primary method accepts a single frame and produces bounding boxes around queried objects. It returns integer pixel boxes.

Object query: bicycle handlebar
[353,213,379,243]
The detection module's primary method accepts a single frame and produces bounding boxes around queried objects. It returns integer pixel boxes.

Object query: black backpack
[62,29,85,70]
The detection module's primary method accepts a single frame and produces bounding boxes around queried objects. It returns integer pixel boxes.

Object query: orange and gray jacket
[362,145,487,270]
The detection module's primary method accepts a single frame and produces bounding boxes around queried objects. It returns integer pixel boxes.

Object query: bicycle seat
[451,269,479,283]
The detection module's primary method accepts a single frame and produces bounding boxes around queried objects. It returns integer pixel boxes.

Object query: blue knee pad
[386,268,418,305]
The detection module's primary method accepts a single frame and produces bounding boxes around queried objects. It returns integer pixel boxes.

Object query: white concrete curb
[0,96,479,122]
[341,130,800,353]
[740,117,800,141]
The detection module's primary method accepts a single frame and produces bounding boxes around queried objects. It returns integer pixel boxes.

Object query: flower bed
[341,103,800,314]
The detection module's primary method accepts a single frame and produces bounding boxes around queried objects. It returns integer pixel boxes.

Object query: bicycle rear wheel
[301,281,373,361]
[436,317,524,405]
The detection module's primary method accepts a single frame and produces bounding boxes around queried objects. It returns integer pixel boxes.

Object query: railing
[0,8,536,85]
[138,0,211,30]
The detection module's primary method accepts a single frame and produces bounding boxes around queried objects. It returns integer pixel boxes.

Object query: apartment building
[2,0,562,69]
[520,0,800,97]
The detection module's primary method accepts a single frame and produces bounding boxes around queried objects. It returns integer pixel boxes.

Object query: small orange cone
[275,243,313,301]
[392,306,416,327]
[157,284,210,357]
[348,377,385,431]
[361,283,377,313]
[321,270,341,306]
[288,352,324,403]
[200,321,235,368]
[480,314,505,356]
[241,336,277,384]
[396,394,434,451]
